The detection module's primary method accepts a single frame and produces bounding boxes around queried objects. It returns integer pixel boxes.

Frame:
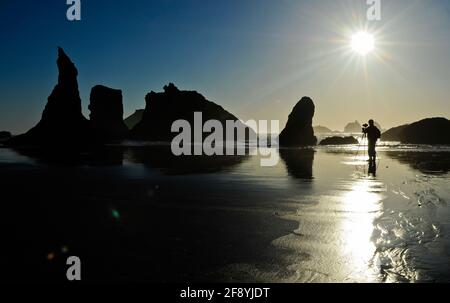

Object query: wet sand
[0,146,449,282]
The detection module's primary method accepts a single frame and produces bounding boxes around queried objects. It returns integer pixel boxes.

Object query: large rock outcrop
[5,47,92,147]
[381,124,409,142]
[89,85,128,141]
[124,109,144,130]
[319,136,358,146]
[129,83,256,142]
[279,97,317,147]
[382,118,450,144]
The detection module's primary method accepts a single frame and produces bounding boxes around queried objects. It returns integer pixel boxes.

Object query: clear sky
[1,0,449,134]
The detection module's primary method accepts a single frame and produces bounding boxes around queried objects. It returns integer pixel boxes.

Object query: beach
[0,144,449,282]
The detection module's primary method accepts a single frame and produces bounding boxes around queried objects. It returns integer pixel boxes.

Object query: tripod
[354,132,367,162]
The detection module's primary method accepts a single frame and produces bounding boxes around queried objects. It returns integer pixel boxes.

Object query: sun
[351,31,375,56]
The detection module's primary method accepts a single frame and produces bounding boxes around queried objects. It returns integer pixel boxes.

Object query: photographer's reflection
[368,159,377,177]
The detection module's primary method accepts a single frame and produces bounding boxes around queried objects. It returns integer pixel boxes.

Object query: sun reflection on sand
[339,177,385,281]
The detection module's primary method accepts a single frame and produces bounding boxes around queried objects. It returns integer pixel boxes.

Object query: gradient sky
[1,0,449,134]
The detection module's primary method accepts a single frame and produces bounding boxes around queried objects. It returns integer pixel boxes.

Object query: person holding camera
[362,120,381,162]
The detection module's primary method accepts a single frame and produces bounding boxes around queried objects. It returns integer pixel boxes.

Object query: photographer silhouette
[362,119,381,162]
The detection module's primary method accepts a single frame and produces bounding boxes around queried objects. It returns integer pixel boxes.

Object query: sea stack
[129,83,256,142]
[5,47,92,146]
[344,120,382,133]
[89,85,128,141]
[344,121,362,133]
[279,97,317,147]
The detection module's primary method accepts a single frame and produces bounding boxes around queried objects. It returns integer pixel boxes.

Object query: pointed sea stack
[279,97,317,147]
[5,47,92,147]
[89,85,128,141]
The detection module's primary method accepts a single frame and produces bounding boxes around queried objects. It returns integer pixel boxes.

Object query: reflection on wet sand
[368,160,377,176]
[0,146,449,282]
[10,145,251,175]
[384,151,450,175]
[339,175,385,281]
[279,148,315,180]
[12,146,126,166]
[266,152,386,282]
[127,145,249,175]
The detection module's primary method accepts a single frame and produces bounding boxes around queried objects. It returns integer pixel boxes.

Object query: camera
[362,123,369,133]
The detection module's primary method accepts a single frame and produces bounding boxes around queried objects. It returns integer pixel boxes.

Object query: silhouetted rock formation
[89,85,128,141]
[382,118,450,144]
[5,47,92,147]
[399,118,450,144]
[124,109,144,130]
[381,124,409,142]
[319,136,358,145]
[344,121,362,133]
[279,97,317,147]
[0,131,12,142]
[313,126,333,133]
[129,83,256,142]
[344,120,383,133]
